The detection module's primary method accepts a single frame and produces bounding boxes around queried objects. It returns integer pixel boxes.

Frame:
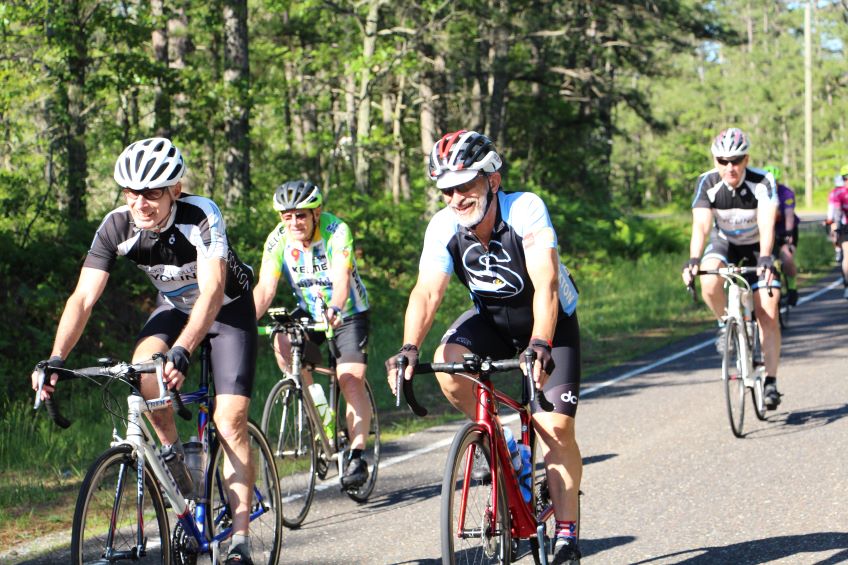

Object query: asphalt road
[7,274,848,564]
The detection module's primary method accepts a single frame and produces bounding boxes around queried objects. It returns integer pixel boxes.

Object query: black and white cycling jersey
[419,190,578,340]
[692,168,778,246]
[84,194,253,312]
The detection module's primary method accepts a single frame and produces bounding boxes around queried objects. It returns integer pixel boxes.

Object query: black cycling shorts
[702,235,779,290]
[291,309,369,366]
[137,294,258,397]
[440,309,582,418]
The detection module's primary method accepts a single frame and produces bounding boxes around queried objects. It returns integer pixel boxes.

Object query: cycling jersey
[84,194,253,313]
[419,190,578,341]
[691,168,778,246]
[260,211,368,320]
[827,185,848,226]
[775,183,800,237]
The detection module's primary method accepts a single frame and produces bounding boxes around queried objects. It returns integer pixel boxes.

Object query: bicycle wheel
[441,421,512,565]
[722,320,746,438]
[261,378,316,528]
[71,445,170,564]
[334,377,381,502]
[207,420,282,564]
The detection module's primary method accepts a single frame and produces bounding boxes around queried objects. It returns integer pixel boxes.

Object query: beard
[454,202,486,228]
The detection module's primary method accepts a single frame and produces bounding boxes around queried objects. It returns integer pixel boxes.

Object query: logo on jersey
[461,241,524,298]
[168,234,176,245]
[291,248,301,261]
[560,390,578,405]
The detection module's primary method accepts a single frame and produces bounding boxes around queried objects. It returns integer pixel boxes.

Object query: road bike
[34,340,283,564]
[396,352,577,565]
[696,265,767,438]
[258,306,380,528]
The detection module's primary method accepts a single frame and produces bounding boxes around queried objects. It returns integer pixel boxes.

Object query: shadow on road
[742,402,848,440]
[627,531,848,564]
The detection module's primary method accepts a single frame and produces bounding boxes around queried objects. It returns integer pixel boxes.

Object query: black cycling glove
[682,257,700,274]
[385,343,419,375]
[757,255,777,274]
[166,346,191,375]
[524,338,555,375]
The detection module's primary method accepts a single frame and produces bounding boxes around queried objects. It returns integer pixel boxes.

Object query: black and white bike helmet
[114,137,185,190]
[428,130,502,189]
[273,180,323,211]
[710,128,750,158]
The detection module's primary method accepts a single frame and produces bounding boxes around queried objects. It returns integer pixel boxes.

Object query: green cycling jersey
[260,211,369,320]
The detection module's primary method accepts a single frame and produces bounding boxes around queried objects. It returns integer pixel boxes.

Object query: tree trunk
[353,0,381,193]
[64,5,88,221]
[168,2,192,134]
[151,0,171,138]
[223,0,250,207]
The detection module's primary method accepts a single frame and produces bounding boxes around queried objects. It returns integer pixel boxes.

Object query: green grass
[0,222,837,549]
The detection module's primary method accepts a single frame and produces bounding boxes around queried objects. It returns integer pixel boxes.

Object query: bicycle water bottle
[183,436,205,498]
[308,383,335,438]
[161,443,194,497]
[517,443,533,503]
[503,427,521,473]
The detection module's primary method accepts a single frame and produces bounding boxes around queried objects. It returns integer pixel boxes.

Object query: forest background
[0,0,846,543]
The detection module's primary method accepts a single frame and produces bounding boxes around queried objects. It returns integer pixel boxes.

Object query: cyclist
[30,137,258,565]
[386,130,583,564]
[825,166,848,297]
[253,180,372,489]
[682,128,782,409]
[763,165,799,306]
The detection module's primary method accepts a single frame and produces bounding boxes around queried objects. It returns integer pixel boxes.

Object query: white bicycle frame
[720,270,762,389]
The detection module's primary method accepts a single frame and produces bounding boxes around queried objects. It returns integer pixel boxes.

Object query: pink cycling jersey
[827,185,848,225]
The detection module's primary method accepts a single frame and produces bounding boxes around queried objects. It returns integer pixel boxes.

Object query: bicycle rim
[441,422,511,565]
[335,377,381,502]
[71,445,170,564]
[722,321,746,438]
[207,420,282,564]
[261,378,316,527]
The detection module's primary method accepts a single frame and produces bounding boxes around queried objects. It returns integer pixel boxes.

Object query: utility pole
[804,1,813,207]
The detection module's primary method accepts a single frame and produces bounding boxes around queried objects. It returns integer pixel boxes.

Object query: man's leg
[755,286,782,407]
[434,342,477,419]
[134,336,178,443]
[699,256,727,319]
[534,412,581,522]
[337,362,370,449]
[214,394,253,536]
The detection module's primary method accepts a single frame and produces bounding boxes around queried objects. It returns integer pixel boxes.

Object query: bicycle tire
[722,320,746,438]
[207,419,283,564]
[334,377,381,502]
[71,444,171,565]
[441,421,512,565]
[751,330,767,421]
[261,378,317,528]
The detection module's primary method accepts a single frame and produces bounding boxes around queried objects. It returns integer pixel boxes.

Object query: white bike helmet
[428,130,502,190]
[114,137,186,191]
[710,128,750,158]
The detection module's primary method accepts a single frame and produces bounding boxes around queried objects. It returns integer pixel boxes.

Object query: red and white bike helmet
[428,130,502,189]
[710,128,750,158]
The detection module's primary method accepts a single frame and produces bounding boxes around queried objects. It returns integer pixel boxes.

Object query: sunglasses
[281,211,310,222]
[440,175,485,198]
[123,187,168,201]
[716,156,745,166]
